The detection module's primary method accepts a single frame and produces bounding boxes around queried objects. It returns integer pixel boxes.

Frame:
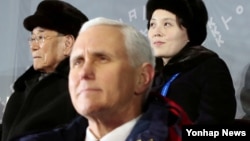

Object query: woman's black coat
[151,45,237,124]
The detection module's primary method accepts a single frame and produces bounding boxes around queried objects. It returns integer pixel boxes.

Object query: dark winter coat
[1,58,78,141]
[151,44,237,124]
[9,93,191,141]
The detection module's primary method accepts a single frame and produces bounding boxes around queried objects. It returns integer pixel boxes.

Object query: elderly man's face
[69,25,143,118]
[29,27,66,73]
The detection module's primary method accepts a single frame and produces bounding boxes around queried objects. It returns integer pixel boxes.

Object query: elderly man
[1,1,88,141]
[10,17,190,141]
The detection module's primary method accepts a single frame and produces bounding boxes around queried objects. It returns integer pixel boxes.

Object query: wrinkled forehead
[71,25,128,58]
[31,26,58,35]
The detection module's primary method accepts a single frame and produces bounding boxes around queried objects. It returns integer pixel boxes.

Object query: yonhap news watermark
[186,128,246,138]
[182,124,250,140]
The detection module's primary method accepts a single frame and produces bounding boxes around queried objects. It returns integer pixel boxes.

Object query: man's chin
[33,65,43,72]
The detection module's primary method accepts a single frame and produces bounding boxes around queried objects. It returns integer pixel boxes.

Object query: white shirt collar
[85,115,141,141]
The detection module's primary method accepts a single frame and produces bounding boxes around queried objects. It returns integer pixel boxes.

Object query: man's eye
[30,38,36,41]
[73,61,80,66]
[37,36,44,40]
[100,56,107,60]
[72,58,84,67]
[98,55,109,63]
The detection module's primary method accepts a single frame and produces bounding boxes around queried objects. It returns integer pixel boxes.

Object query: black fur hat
[146,0,208,46]
[23,0,88,38]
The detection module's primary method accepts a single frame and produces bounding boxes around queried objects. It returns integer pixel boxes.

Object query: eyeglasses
[28,35,62,46]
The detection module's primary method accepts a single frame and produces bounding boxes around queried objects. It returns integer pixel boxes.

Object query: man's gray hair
[79,17,155,68]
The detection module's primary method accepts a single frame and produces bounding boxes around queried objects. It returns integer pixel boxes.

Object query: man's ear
[63,35,75,56]
[135,63,155,95]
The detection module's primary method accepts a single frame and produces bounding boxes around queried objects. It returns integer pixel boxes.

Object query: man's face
[29,27,66,73]
[69,25,141,118]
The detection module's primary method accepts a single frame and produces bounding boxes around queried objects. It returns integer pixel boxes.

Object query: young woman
[146,0,236,124]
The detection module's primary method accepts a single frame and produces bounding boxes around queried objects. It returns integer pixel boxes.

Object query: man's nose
[79,60,95,80]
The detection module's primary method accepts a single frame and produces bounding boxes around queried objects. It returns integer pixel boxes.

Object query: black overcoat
[1,58,77,141]
[151,45,237,124]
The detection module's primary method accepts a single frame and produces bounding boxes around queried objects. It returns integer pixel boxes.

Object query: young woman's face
[148,9,189,62]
